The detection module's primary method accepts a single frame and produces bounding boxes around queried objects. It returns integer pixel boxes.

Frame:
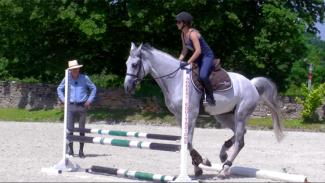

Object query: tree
[0,0,109,82]
[0,0,324,92]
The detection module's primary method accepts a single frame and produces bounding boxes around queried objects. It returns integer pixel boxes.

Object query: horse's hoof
[212,174,229,180]
[194,166,203,177]
[216,173,227,179]
[219,153,228,163]
[202,158,212,166]
[218,165,231,179]
[212,176,221,180]
[217,171,230,179]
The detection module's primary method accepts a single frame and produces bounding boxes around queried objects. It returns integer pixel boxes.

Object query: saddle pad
[191,58,232,92]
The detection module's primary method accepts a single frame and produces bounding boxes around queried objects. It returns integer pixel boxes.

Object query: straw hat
[68,60,83,70]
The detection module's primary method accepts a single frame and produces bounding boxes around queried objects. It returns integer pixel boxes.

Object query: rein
[152,67,181,80]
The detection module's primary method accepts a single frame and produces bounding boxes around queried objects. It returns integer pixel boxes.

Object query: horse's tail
[251,77,284,142]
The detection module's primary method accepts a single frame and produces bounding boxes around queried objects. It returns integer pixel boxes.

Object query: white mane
[142,44,180,67]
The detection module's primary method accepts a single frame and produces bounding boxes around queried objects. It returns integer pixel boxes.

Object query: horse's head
[124,42,149,94]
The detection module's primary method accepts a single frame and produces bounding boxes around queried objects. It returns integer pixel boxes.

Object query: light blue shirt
[57,73,97,103]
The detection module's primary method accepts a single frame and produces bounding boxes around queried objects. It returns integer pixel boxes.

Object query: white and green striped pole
[88,165,176,182]
[67,135,180,152]
[71,128,180,141]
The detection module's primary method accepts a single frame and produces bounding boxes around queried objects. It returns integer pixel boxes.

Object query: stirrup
[204,94,216,105]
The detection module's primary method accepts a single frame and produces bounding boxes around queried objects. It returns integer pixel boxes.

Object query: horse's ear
[137,43,143,53]
[131,42,137,51]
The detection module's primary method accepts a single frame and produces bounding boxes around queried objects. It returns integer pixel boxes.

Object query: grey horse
[124,43,284,178]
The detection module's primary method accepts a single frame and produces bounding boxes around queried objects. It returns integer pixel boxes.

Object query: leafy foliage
[296,83,325,122]
[285,35,325,95]
[90,70,123,89]
[0,0,324,92]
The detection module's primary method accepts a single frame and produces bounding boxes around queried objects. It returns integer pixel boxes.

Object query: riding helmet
[176,11,193,24]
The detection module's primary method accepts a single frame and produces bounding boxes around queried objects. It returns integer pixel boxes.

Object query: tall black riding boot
[204,81,216,106]
[67,142,74,156]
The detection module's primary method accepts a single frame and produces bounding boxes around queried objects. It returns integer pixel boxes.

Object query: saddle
[191,58,232,92]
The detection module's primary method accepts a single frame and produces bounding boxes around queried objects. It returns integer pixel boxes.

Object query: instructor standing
[57,60,97,158]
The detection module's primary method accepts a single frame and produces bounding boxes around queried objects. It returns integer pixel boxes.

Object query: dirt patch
[0,121,324,182]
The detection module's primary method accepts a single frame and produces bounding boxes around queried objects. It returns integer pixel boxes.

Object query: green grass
[248,117,325,132]
[88,108,177,125]
[0,108,324,132]
[0,108,63,122]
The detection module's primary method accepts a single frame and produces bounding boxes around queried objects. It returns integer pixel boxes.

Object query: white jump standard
[41,69,79,174]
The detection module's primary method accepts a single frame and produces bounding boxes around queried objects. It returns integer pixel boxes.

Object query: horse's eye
[132,63,138,68]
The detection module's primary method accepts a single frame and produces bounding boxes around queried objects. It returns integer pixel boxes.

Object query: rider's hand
[180,61,189,69]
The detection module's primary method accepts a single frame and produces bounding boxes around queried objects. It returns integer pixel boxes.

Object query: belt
[70,102,85,106]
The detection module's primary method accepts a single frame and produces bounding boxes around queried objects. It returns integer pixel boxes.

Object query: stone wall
[0,81,322,119]
[0,81,162,112]
[252,96,302,119]
[0,81,59,109]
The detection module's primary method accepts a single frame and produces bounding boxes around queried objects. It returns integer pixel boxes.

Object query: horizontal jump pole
[198,163,308,183]
[67,135,180,152]
[70,128,181,141]
[87,165,176,182]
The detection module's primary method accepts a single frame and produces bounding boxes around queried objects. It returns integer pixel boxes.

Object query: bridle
[126,53,146,83]
[126,52,183,83]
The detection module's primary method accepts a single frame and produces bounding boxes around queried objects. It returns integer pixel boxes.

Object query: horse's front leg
[186,117,212,177]
[176,112,207,177]
[187,127,204,177]
[174,90,205,177]
[189,146,212,176]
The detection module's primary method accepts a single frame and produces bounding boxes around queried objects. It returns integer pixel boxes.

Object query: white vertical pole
[62,69,70,160]
[174,65,192,182]
[308,63,313,90]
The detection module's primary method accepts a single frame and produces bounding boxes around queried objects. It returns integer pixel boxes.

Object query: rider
[176,11,216,105]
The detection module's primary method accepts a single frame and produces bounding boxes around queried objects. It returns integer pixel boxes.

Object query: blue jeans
[197,55,214,86]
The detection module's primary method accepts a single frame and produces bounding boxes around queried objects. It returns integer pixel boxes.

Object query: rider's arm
[188,32,201,64]
[178,34,188,61]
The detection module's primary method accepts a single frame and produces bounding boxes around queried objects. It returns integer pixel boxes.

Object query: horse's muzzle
[124,79,136,95]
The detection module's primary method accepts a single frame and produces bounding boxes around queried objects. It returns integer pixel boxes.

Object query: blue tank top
[184,29,214,57]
